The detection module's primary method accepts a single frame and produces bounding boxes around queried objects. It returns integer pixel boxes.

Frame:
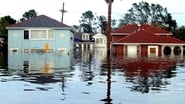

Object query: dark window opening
[24,30,29,39]
[163,46,171,56]
[174,46,181,55]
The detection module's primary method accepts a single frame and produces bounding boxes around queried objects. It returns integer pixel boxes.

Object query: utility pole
[60,2,67,23]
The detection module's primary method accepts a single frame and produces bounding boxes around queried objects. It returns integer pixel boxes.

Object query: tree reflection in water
[112,57,183,93]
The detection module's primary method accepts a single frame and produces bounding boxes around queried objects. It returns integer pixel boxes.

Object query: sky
[0,0,185,26]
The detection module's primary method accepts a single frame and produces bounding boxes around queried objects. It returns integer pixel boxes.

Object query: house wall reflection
[8,52,72,74]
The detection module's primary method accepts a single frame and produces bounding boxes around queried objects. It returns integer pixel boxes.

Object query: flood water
[1,49,185,104]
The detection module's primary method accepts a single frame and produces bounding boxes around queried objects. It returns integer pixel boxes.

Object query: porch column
[81,44,84,50]
[170,46,175,58]
[180,46,183,56]
[90,44,93,50]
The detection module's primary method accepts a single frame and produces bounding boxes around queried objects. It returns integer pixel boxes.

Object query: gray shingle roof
[7,15,70,28]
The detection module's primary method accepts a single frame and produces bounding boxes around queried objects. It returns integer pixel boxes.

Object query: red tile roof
[114,30,185,44]
[111,24,172,35]
[145,26,172,34]
[112,24,138,33]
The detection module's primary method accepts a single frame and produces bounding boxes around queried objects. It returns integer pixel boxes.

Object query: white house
[93,33,107,48]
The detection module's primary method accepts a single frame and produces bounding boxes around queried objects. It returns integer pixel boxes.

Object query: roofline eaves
[112,43,185,45]
[6,27,72,30]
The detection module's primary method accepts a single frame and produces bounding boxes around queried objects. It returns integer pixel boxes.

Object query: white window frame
[27,29,55,40]
[82,34,89,40]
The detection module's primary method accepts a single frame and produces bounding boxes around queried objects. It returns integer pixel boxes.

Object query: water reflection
[112,57,184,93]
[8,52,72,72]
[7,52,73,85]
[0,51,7,69]
[73,48,107,82]
[100,53,112,104]
[0,48,185,103]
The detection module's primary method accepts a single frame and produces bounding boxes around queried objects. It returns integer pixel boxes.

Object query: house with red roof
[111,24,185,58]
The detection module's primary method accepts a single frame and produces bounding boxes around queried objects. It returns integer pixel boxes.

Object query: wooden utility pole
[60,2,67,23]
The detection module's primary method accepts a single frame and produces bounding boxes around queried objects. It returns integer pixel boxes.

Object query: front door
[148,46,158,57]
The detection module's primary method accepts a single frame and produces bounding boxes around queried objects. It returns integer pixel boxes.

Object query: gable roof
[111,24,172,35]
[114,30,185,44]
[7,15,70,29]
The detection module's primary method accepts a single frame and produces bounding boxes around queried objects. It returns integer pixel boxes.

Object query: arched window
[163,46,171,55]
[173,46,181,55]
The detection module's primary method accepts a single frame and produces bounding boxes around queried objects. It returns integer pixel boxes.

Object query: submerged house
[111,24,185,58]
[74,32,94,49]
[93,33,107,48]
[74,32,107,49]
[6,15,74,54]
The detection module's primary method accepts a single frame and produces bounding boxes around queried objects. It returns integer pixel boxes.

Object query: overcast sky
[0,0,185,26]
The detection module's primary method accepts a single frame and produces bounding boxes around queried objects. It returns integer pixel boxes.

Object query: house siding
[141,45,148,57]
[8,30,22,50]
[158,45,162,57]
[93,33,107,48]
[8,29,73,54]
[111,24,185,58]
[114,45,124,56]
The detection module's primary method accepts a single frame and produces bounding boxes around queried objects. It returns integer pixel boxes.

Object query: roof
[114,30,185,44]
[7,15,70,29]
[93,33,107,38]
[145,26,172,35]
[111,24,138,34]
[111,24,172,35]
[74,32,95,43]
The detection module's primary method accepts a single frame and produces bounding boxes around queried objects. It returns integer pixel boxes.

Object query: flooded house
[6,15,74,55]
[74,32,107,50]
[93,33,107,48]
[74,32,94,50]
[111,24,185,58]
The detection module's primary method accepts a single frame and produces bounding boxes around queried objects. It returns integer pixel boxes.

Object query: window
[173,46,181,55]
[24,30,29,39]
[48,30,55,39]
[24,49,30,53]
[163,46,171,56]
[31,30,46,39]
[150,48,156,54]
[60,33,65,38]
[10,48,18,54]
[30,30,55,40]
[82,34,89,40]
